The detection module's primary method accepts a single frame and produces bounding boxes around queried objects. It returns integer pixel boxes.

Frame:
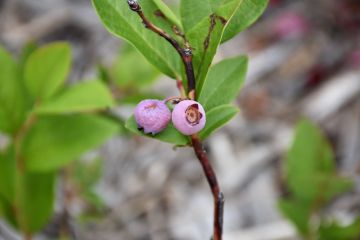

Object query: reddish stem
[127,1,224,239]
[191,135,224,240]
[127,0,196,99]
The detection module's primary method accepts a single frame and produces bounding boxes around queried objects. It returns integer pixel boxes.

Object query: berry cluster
[134,99,206,136]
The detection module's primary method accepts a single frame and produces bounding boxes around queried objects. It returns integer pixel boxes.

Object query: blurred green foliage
[99,43,164,106]
[110,43,160,88]
[279,120,358,239]
[0,42,118,237]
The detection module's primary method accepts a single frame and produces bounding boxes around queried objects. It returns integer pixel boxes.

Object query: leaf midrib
[186,0,244,34]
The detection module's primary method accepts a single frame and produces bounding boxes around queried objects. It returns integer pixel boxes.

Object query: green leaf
[152,0,182,28]
[198,56,248,110]
[111,44,160,88]
[22,115,119,172]
[180,0,244,91]
[24,42,71,100]
[286,120,338,201]
[279,120,355,238]
[0,149,16,203]
[0,148,18,229]
[0,195,17,228]
[199,104,238,140]
[278,199,311,235]
[97,64,111,84]
[0,197,3,216]
[16,171,56,233]
[35,80,114,114]
[0,148,55,233]
[323,176,353,201]
[221,0,268,43]
[319,218,360,240]
[19,42,38,71]
[125,115,189,145]
[0,47,27,134]
[92,0,182,78]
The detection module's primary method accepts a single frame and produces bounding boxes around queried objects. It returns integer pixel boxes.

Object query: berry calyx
[172,100,206,135]
[134,99,171,135]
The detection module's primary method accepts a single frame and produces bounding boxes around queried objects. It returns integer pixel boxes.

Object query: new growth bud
[127,0,141,12]
[134,99,171,135]
[172,100,206,135]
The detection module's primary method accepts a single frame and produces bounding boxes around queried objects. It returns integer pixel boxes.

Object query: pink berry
[172,100,206,135]
[134,99,171,135]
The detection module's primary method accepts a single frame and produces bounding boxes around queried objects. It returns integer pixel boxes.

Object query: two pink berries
[134,99,206,135]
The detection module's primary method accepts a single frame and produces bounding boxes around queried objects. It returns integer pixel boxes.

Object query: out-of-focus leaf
[111,44,160,88]
[280,120,355,237]
[125,115,189,145]
[0,149,16,203]
[0,47,27,134]
[0,198,3,216]
[120,92,164,105]
[0,147,56,233]
[323,177,353,201]
[19,42,38,71]
[287,120,336,201]
[16,171,56,233]
[22,115,119,172]
[199,104,238,140]
[0,197,3,216]
[221,0,268,43]
[24,42,71,100]
[278,199,311,235]
[92,0,182,78]
[97,64,111,84]
[0,148,17,229]
[319,218,360,240]
[35,80,114,114]
[0,195,17,228]
[198,56,248,110]
[180,0,243,91]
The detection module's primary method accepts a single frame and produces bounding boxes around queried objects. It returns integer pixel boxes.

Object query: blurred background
[0,0,359,239]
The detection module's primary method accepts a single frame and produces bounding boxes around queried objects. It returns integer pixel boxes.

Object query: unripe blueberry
[172,100,206,135]
[134,99,171,135]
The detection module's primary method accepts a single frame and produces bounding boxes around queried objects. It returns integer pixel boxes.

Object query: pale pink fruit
[134,99,171,135]
[172,100,206,135]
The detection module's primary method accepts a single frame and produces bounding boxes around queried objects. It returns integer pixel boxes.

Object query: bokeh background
[0,0,359,239]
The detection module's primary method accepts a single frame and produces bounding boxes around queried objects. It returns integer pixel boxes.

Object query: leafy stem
[127,1,224,239]
[127,0,196,99]
[13,111,37,240]
[14,110,37,172]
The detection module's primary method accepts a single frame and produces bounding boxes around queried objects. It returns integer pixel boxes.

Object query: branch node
[183,48,192,57]
[127,0,141,12]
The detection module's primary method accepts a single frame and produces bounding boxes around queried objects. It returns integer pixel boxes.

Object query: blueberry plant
[0,42,118,239]
[93,0,268,239]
